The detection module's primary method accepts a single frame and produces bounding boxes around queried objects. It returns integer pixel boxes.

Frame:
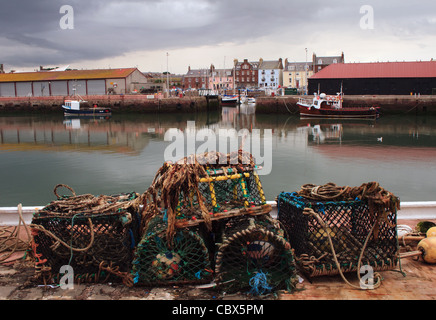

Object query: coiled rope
[303,207,383,290]
[0,204,32,265]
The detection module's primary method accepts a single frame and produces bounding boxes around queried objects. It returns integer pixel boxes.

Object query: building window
[318,59,323,64]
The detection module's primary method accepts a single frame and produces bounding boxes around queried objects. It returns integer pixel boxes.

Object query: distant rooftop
[310,61,436,79]
[259,59,283,70]
[0,68,138,82]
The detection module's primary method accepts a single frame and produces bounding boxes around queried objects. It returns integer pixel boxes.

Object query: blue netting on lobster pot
[277,182,400,279]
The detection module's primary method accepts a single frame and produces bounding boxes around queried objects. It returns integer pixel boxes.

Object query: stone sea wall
[0,95,220,113]
[255,95,436,114]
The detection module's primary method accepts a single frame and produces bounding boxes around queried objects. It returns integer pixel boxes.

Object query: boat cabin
[63,100,81,111]
[299,93,343,110]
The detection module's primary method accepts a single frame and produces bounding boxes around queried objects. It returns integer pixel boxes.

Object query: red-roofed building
[0,67,149,97]
[308,60,436,95]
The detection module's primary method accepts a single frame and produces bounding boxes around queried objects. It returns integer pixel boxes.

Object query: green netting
[214,215,298,295]
[132,216,213,286]
[138,152,268,252]
[172,168,267,218]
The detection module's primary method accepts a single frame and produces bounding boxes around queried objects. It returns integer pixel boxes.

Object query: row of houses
[0,52,341,98]
[183,53,344,92]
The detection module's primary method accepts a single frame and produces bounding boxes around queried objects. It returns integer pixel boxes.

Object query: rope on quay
[0,204,32,265]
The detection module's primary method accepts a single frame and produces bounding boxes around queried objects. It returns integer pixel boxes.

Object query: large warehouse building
[0,68,149,97]
[308,60,436,95]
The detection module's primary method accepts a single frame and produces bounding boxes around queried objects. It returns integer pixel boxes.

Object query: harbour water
[1,104,436,207]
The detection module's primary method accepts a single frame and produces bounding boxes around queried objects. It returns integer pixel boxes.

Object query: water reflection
[0,108,436,206]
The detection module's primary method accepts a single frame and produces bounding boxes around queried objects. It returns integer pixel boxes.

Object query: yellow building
[283,59,313,94]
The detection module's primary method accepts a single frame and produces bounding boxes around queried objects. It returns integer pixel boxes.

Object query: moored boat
[297,92,379,119]
[244,97,256,104]
[221,95,238,106]
[62,99,112,116]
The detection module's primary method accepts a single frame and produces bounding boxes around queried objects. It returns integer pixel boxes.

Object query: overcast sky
[1,0,435,74]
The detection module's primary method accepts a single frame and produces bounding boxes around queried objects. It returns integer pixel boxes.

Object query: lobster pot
[177,169,266,218]
[215,215,298,294]
[277,192,399,278]
[132,216,213,286]
[31,207,141,284]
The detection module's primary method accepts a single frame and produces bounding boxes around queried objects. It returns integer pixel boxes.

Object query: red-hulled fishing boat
[297,92,379,119]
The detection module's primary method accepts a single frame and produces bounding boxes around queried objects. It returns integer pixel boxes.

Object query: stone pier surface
[0,218,435,301]
[255,95,436,114]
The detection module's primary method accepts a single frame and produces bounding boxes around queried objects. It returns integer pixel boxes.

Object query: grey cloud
[1,0,436,69]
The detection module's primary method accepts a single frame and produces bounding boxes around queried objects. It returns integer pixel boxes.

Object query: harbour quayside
[297,92,380,119]
[62,97,112,117]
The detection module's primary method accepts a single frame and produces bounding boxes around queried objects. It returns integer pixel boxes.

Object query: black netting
[214,215,298,294]
[277,192,399,278]
[132,216,213,286]
[31,191,141,285]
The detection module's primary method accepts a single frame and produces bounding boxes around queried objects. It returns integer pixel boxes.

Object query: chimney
[0,64,4,73]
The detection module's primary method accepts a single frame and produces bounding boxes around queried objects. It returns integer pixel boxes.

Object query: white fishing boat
[244,97,256,104]
[221,95,238,106]
[62,98,111,116]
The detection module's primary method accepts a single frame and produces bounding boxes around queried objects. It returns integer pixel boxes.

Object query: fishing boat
[62,98,111,116]
[221,95,238,106]
[244,97,256,104]
[297,92,379,119]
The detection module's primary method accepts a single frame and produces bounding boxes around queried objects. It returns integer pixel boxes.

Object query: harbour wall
[255,95,436,114]
[0,95,220,113]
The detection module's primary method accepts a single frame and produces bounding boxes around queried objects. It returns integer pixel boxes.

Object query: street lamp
[305,48,308,95]
[166,52,170,98]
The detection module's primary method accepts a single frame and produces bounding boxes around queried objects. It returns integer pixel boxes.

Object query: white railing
[1,201,435,226]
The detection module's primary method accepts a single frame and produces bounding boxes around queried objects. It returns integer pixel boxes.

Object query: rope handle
[54,184,76,199]
[303,207,383,290]
[30,218,95,252]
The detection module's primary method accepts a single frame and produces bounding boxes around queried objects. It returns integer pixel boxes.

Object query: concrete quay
[0,217,435,301]
[255,95,436,114]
